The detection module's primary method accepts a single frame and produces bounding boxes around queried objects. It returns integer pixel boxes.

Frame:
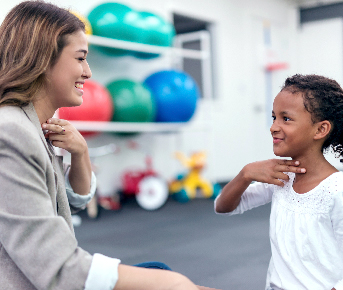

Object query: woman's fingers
[42,118,69,135]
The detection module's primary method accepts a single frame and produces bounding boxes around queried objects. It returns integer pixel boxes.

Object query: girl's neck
[292,153,338,193]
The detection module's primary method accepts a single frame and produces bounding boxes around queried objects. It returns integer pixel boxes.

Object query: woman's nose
[82,61,92,79]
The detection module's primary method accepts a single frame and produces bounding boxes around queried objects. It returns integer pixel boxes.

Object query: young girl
[0,1,218,290]
[215,74,343,290]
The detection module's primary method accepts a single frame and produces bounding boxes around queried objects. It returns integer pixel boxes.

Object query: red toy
[120,142,168,211]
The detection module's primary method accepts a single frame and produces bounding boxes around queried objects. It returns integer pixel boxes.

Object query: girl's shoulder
[325,171,343,193]
[272,172,343,214]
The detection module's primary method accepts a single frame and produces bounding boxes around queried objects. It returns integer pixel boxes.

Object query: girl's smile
[272,137,283,144]
[270,90,319,159]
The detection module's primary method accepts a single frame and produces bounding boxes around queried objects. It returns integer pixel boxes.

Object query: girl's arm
[43,118,92,195]
[215,159,305,213]
[114,264,220,290]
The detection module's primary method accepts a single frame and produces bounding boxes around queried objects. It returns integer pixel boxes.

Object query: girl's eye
[78,57,85,61]
[283,116,290,121]
[272,115,276,121]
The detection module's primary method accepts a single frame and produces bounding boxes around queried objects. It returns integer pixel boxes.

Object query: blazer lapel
[20,103,74,233]
[21,103,53,159]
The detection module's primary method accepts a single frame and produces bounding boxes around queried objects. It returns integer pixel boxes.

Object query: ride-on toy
[169,151,221,202]
[119,141,168,211]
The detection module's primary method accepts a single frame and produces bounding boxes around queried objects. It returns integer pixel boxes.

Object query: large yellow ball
[70,10,92,35]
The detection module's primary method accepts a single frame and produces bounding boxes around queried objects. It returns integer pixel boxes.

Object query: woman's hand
[242,159,306,187]
[197,286,221,290]
[42,118,87,156]
[42,118,92,196]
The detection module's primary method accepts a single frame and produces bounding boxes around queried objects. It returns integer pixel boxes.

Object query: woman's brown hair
[0,0,85,107]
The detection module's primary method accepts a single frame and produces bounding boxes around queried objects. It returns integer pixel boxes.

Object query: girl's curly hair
[282,74,343,161]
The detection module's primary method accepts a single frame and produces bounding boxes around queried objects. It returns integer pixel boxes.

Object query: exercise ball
[133,12,175,59]
[107,79,156,122]
[58,80,113,137]
[71,10,93,35]
[143,70,199,122]
[87,2,142,56]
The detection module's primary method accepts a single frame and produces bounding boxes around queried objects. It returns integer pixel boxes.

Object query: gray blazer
[0,103,92,290]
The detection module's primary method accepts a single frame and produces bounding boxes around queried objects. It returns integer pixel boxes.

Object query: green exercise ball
[134,12,176,59]
[107,79,156,122]
[88,2,142,56]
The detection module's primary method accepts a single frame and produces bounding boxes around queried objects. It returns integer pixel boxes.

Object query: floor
[75,197,272,290]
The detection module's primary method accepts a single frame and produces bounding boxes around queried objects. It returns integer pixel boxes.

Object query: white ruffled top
[215,172,343,290]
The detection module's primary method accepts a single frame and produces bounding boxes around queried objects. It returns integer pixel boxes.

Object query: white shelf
[87,35,209,60]
[71,121,189,133]
[71,120,211,133]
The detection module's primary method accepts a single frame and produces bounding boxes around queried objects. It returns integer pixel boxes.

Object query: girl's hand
[243,159,306,187]
[216,159,306,213]
[42,118,87,156]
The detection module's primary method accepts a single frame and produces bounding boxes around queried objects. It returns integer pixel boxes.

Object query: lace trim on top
[273,172,341,215]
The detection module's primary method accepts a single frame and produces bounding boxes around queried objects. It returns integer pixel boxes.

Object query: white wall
[0,0,319,196]
[296,17,343,170]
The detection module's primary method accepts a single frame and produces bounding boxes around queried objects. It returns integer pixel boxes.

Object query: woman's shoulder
[0,105,43,148]
[0,105,30,124]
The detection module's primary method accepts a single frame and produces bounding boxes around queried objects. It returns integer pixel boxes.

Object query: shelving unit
[87,35,210,60]
[74,32,212,133]
[70,120,211,133]
[71,121,186,133]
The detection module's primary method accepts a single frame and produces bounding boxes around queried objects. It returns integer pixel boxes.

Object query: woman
[0,1,218,290]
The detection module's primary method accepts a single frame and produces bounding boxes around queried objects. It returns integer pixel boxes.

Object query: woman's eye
[78,57,85,61]
[283,116,290,121]
[272,115,276,121]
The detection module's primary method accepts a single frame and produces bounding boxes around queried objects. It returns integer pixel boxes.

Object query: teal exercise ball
[143,70,200,122]
[88,2,142,56]
[106,79,156,122]
[133,12,176,59]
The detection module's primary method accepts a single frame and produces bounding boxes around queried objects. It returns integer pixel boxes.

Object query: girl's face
[44,30,91,109]
[270,90,319,159]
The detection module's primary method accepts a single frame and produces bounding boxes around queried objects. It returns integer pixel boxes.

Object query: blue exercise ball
[143,70,200,122]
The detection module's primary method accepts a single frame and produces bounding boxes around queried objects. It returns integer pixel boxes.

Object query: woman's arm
[43,118,92,195]
[215,159,305,213]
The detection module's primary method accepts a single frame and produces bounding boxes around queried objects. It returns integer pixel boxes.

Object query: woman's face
[44,30,91,109]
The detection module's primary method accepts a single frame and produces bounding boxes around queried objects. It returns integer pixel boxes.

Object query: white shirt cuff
[65,169,96,209]
[85,254,121,290]
[334,279,343,290]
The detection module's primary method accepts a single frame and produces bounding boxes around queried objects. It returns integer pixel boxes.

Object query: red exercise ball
[59,80,114,137]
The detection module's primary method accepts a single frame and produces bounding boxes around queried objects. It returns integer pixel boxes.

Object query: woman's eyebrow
[76,49,88,54]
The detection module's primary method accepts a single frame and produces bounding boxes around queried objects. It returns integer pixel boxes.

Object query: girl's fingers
[275,160,306,174]
[270,178,285,187]
[277,159,300,166]
[278,164,306,173]
[274,172,289,181]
